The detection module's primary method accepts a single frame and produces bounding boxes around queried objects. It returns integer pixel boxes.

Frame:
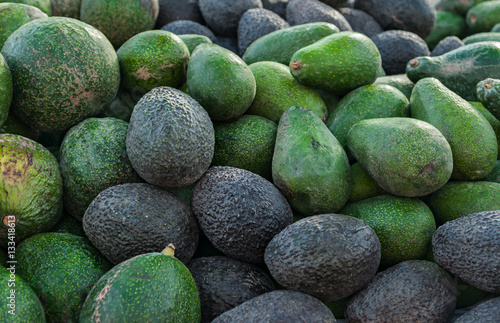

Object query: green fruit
[374,74,414,99]
[463,32,500,45]
[0,112,39,141]
[178,34,213,54]
[51,212,85,237]
[0,0,51,15]
[50,0,82,19]
[466,0,500,33]
[425,10,466,50]
[0,53,12,128]
[483,160,500,183]
[469,101,500,159]
[436,0,475,16]
[348,162,387,203]
[290,31,382,95]
[0,3,47,49]
[477,77,500,120]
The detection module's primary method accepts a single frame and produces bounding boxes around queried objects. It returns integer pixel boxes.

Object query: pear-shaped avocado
[410,77,497,180]
[346,117,453,197]
[272,106,351,216]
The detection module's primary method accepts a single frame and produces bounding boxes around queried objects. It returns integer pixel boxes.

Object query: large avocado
[191,166,293,263]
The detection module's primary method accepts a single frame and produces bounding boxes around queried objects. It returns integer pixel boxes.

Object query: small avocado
[286,0,352,31]
[477,77,500,120]
[430,36,465,56]
[156,0,205,28]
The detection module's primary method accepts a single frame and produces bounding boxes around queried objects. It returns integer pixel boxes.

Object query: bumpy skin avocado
[286,0,352,31]
[79,251,201,323]
[83,183,199,265]
[477,77,500,120]
[4,0,51,15]
[374,74,414,99]
[1,17,120,133]
[126,86,214,188]
[191,166,293,263]
[466,0,500,33]
[187,256,275,322]
[155,0,205,29]
[16,232,112,323]
[338,7,383,38]
[264,214,381,302]
[0,3,47,49]
[431,36,464,56]
[50,0,82,19]
[161,20,216,42]
[178,34,213,54]
[212,290,336,322]
[345,260,457,322]
[433,210,500,294]
[454,296,500,322]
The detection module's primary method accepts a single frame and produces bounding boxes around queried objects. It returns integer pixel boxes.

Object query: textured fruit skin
[290,31,381,95]
[212,115,277,180]
[436,0,474,16]
[374,74,414,99]
[410,77,498,180]
[432,210,500,294]
[117,30,190,96]
[80,0,159,48]
[5,0,51,15]
[51,212,85,237]
[50,0,82,19]
[406,41,500,101]
[348,162,386,202]
[0,134,63,245]
[272,106,351,215]
[80,251,201,323]
[0,3,47,48]
[178,34,213,54]
[126,86,214,188]
[454,296,500,322]
[345,260,457,323]
[247,61,327,123]
[424,10,466,50]
[264,214,381,302]
[83,183,199,265]
[428,181,500,224]
[0,53,12,127]
[0,266,46,322]
[59,117,142,221]
[466,0,500,33]
[191,166,293,263]
[339,195,436,268]
[242,22,339,65]
[187,43,256,121]
[477,77,500,120]
[187,256,275,322]
[484,160,500,182]
[16,232,112,323]
[463,32,500,45]
[1,17,120,133]
[346,117,453,197]
[286,0,352,31]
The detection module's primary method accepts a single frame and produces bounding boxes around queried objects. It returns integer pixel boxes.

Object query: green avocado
[0,53,12,128]
[348,162,387,203]
[468,100,500,159]
[374,74,414,99]
[476,77,500,120]
[466,0,500,33]
[178,34,213,54]
[0,2,47,49]
[424,10,466,50]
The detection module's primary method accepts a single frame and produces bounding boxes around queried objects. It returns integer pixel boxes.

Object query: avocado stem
[409,59,420,68]
[161,243,176,257]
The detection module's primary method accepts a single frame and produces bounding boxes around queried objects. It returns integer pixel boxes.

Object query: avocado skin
[191,166,293,263]
[431,36,465,56]
[410,77,497,180]
[338,7,383,38]
[425,10,466,50]
[286,0,352,31]
[466,0,500,33]
[178,34,213,54]
[187,256,275,322]
[83,183,199,265]
[454,296,500,322]
[468,101,500,159]
[212,290,336,322]
[374,74,414,99]
[483,160,500,183]
[126,86,214,188]
[264,214,381,302]
[432,210,500,294]
[346,260,457,322]
[477,77,500,121]
[348,162,387,202]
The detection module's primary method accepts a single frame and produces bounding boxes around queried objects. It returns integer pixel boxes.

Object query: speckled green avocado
[339,195,436,268]
[347,117,453,197]
[59,117,142,221]
[117,30,190,96]
[187,43,256,121]
[0,266,46,322]
[272,106,351,216]
[79,246,201,323]
[374,74,414,99]
[463,32,500,45]
[16,232,112,323]
[0,0,51,15]
[466,0,500,33]
[80,0,159,48]
[247,61,327,123]
[428,180,500,224]
[212,115,277,180]
[483,160,500,183]
[178,34,213,54]
[0,53,12,128]
[0,112,39,141]
[424,10,466,50]
[348,162,386,203]
[469,101,500,159]
[410,77,497,180]
[0,3,47,49]
[50,0,82,19]
[1,17,120,133]
[0,134,63,246]
[51,212,85,237]
[477,77,500,120]
[290,31,382,95]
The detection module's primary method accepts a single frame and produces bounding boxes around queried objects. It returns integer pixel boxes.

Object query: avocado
[0,53,12,128]
[214,36,239,55]
[0,112,39,141]
[290,31,381,95]
[436,0,474,15]
[211,115,277,180]
[83,183,199,265]
[50,0,81,18]
[156,0,205,29]
[454,296,500,322]
[79,246,201,322]
[51,212,85,237]
[187,256,275,322]
[272,106,351,215]
[348,162,387,202]
[466,0,500,33]
[97,88,138,122]
[323,296,351,320]
[3,0,51,15]
[247,61,327,123]
[16,232,112,322]
[339,195,436,268]
[345,260,457,322]
[59,117,142,221]
[463,32,500,45]
[483,160,500,183]
[374,74,414,99]
[187,43,256,121]
[427,181,500,224]
[212,290,336,322]
[346,117,453,197]
[286,0,352,31]
[371,30,430,75]
[493,22,500,32]
[126,86,214,188]
[191,166,293,263]
[262,0,288,19]
[430,36,465,56]
[410,77,497,180]
[0,3,47,49]
[178,34,213,54]
[242,22,339,65]
[406,41,500,101]
[454,276,489,309]
[468,101,500,159]
[160,19,216,42]
[424,10,466,50]
[477,77,500,120]
[264,213,381,301]
[433,210,500,293]
[338,7,383,38]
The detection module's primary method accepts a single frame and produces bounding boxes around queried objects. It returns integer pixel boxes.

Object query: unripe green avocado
[466,0,500,33]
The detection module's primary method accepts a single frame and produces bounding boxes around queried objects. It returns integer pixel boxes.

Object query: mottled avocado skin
[212,290,336,322]
[187,256,275,322]
[191,166,293,263]
[454,296,500,322]
[264,214,381,302]
[477,77,500,121]
[345,260,457,322]
[432,210,500,294]
[83,183,199,265]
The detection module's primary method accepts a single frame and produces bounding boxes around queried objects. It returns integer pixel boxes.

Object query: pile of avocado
[1,0,500,322]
